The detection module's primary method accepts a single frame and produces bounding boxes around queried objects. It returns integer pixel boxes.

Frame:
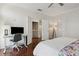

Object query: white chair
[10,33,27,51]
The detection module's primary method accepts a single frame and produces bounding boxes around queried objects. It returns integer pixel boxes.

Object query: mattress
[33,37,78,56]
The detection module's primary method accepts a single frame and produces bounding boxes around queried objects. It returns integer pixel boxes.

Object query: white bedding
[33,37,78,56]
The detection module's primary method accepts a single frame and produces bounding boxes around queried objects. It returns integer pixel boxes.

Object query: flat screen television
[11,27,24,34]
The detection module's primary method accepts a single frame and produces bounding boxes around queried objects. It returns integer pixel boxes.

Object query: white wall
[27,16,32,45]
[0,17,6,49]
[42,19,49,40]
[0,24,5,49]
[53,8,79,39]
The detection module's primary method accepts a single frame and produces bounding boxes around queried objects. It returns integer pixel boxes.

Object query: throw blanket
[59,39,79,56]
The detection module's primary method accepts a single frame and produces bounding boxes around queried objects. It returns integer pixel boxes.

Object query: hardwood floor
[0,38,41,56]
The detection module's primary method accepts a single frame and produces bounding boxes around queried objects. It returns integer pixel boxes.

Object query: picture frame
[4,29,8,36]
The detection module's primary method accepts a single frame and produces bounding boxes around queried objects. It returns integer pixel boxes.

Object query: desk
[3,35,27,53]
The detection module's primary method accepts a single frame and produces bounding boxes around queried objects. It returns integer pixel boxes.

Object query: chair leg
[16,47,19,51]
[15,43,20,51]
[12,44,20,52]
[24,44,28,48]
[19,45,23,48]
[3,49,6,54]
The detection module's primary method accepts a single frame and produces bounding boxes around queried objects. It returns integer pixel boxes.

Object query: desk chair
[10,33,27,51]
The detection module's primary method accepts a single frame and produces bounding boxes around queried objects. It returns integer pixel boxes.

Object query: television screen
[11,27,24,34]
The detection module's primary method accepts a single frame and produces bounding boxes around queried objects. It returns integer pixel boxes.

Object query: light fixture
[37,9,42,12]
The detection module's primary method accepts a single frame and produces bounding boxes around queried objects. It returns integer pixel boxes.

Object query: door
[32,22,38,39]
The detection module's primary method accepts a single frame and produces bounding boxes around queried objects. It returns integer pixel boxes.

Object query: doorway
[32,21,41,48]
[32,22,38,39]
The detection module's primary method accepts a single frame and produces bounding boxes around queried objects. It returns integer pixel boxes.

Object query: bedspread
[59,39,79,56]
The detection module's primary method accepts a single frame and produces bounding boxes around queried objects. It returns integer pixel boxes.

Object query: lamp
[50,22,57,39]
[52,27,56,38]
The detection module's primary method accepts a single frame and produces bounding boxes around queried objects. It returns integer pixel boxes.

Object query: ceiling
[0,3,79,17]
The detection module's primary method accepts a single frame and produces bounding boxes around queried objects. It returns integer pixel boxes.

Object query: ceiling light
[37,9,42,12]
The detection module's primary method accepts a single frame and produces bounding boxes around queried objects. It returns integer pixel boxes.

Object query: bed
[33,37,79,56]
